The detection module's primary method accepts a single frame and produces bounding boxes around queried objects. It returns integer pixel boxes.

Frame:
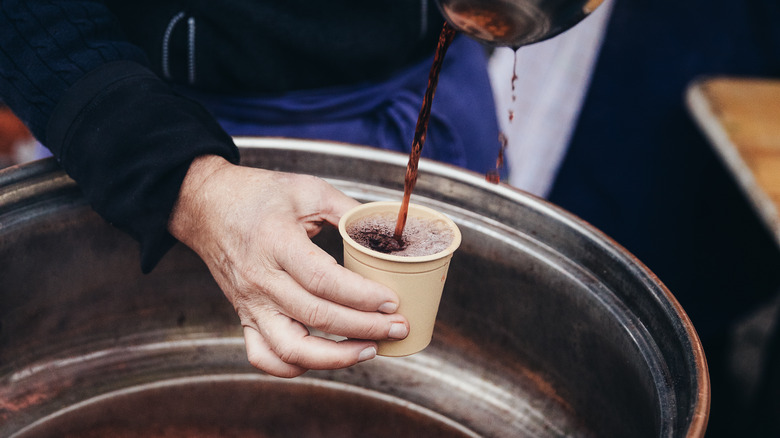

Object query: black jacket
[103,0,444,93]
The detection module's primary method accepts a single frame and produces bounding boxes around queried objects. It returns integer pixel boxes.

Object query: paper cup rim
[338,201,462,263]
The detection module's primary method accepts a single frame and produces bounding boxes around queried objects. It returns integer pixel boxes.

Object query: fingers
[308,176,361,226]
[243,325,308,378]
[240,244,408,374]
[242,221,408,376]
[278,232,399,313]
[243,321,378,378]
[264,264,409,341]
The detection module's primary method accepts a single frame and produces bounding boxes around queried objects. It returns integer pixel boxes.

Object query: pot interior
[17,376,479,438]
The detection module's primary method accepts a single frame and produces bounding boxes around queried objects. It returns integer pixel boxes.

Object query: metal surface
[0,138,709,437]
[435,0,604,48]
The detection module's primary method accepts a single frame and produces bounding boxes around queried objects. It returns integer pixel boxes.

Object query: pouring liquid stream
[394,24,519,238]
[435,0,606,186]
[393,22,458,242]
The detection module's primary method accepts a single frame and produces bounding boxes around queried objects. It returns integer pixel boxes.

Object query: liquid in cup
[346,212,454,257]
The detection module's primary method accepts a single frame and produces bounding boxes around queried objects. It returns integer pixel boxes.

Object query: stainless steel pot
[435,0,605,48]
[0,138,709,437]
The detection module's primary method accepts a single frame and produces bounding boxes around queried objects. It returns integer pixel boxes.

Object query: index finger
[279,231,400,314]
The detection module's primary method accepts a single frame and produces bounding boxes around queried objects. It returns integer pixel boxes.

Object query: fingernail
[358,346,377,362]
[388,323,408,340]
[378,301,398,313]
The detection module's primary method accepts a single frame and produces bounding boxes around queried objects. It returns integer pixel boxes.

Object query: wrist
[168,154,233,247]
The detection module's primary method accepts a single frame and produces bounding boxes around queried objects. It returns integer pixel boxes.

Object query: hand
[169,155,409,377]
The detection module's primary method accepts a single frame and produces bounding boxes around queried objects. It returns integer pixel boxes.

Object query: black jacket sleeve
[0,0,240,272]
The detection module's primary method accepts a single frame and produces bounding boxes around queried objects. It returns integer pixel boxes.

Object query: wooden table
[687,77,780,249]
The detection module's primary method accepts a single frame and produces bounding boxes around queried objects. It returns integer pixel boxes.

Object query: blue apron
[184,36,501,175]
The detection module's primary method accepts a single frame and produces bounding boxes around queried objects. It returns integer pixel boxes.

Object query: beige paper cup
[338,201,461,356]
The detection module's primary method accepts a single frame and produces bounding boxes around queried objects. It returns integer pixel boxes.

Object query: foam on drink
[347,212,454,257]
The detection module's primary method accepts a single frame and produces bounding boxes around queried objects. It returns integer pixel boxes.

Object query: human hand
[168,155,409,377]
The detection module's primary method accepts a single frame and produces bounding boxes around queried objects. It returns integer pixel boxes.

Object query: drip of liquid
[486,49,519,184]
[393,22,457,242]
[511,50,519,101]
[485,132,508,184]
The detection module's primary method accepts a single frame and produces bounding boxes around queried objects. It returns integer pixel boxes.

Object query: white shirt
[488,0,615,197]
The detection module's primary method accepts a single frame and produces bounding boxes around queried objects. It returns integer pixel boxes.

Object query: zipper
[162,11,196,85]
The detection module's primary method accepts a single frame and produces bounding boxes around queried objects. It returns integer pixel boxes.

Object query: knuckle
[277,344,303,366]
[302,301,333,329]
[305,267,336,296]
[245,348,304,378]
[358,319,384,339]
[301,174,325,186]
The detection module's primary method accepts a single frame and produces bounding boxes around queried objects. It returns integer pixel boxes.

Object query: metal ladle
[435,0,604,48]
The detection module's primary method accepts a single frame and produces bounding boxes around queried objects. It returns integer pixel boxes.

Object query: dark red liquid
[511,49,519,101]
[486,49,519,184]
[485,132,508,184]
[349,213,454,257]
[394,22,457,241]
[356,228,404,254]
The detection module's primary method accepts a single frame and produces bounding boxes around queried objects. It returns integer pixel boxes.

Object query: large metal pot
[0,138,709,437]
